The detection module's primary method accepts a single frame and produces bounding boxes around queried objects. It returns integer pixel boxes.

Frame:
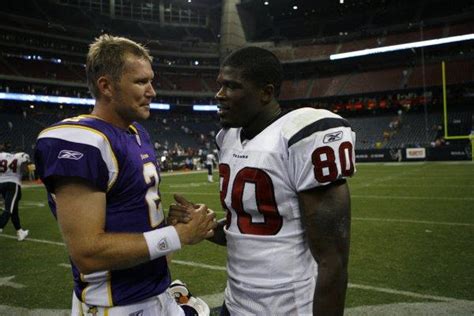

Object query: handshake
[168,194,218,245]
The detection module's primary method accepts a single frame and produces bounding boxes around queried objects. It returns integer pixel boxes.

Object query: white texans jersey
[0,152,30,185]
[216,108,355,314]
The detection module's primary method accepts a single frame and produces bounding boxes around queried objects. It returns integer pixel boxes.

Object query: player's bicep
[54,177,106,258]
[298,180,351,263]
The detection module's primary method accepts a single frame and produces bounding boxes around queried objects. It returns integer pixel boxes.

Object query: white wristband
[143,226,182,260]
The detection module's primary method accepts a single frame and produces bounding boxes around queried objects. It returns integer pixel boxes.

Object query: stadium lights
[193,105,218,111]
[0,92,170,110]
[330,33,474,60]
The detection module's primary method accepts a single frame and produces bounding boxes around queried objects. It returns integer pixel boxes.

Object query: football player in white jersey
[205,151,217,182]
[170,46,355,315]
[0,144,30,241]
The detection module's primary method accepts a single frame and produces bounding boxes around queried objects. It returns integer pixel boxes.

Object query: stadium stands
[0,0,472,163]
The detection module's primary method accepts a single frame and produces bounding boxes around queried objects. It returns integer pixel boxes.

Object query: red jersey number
[311,141,354,183]
[0,159,18,173]
[219,165,282,235]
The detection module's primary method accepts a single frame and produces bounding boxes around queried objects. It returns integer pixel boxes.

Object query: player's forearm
[206,218,227,246]
[313,259,348,316]
[68,228,181,274]
[66,232,150,274]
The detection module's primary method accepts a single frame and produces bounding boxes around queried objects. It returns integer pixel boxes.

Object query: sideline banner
[355,146,471,162]
[406,148,426,159]
[355,149,401,162]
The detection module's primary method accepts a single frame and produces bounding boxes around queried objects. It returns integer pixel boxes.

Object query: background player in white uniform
[205,151,217,182]
[0,144,30,241]
[35,35,215,316]
[170,47,355,315]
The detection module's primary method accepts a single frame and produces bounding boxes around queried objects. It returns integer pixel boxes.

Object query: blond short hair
[86,34,152,98]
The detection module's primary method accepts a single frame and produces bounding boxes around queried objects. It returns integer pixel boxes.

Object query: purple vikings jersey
[35,115,169,306]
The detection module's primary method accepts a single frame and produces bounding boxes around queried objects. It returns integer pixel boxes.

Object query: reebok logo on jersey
[323,131,343,143]
[58,150,83,160]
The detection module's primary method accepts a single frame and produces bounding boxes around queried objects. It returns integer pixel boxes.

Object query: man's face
[111,54,156,124]
[215,66,263,129]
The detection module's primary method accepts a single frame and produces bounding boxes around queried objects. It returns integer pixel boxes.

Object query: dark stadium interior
[0,0,473,164]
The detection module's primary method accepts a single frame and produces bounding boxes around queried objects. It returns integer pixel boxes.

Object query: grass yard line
[3,212,470,248]
[6,236,471,307]
[165,183,216,188]
[2,211,468,247]
[353,217,474,227]
[206,209,474,226]
[348,283,466,302]
[0,234,64,245]
[22,185,44,189]
[200,282,470,310]
[169,191,474,201]
[160,170,207,177]
[172,259,227,271]
[58,260,226,271]
[166,192,218,196]
[358,161,474,166]
[203,284,470,305]
[55,261,470,303]
[351,194,474,201]
[351,184,474,188]
[380,175,474,180]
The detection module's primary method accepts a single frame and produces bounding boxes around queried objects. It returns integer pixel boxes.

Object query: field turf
[1,162,473,315]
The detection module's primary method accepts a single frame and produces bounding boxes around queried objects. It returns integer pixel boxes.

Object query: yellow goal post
[441,61,474,160]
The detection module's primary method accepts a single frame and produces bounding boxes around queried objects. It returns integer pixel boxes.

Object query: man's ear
[97,76,114,99]
[261,84,275,104]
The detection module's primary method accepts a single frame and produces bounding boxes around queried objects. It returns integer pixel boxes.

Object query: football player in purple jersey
[35,35,215,315]
[170,46,355,315]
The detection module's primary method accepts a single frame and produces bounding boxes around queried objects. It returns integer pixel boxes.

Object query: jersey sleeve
[15,152,30,164]
[286,109,356,192]
[215,128,226,151]
[35,125,118,193]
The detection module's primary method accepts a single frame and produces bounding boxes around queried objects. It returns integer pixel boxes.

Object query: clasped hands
[168,194,217,245]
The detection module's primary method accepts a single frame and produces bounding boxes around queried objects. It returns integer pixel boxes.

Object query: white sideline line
[58,260,226,271]
[1,213,471,245]
[358,161,474,165]
[205,283,469,306]
[160,170,207,177]
[164,191,474,201]
[348,283,464,302]
[351,194,474,201]
[56,261,468,303]
[351,184,474,188]
[11,241,472,306]
[353,217,474,227]
[172,259,227,271]
[0,234,65,245]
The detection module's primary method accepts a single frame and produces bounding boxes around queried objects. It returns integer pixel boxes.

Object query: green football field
[1,162,473,315]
